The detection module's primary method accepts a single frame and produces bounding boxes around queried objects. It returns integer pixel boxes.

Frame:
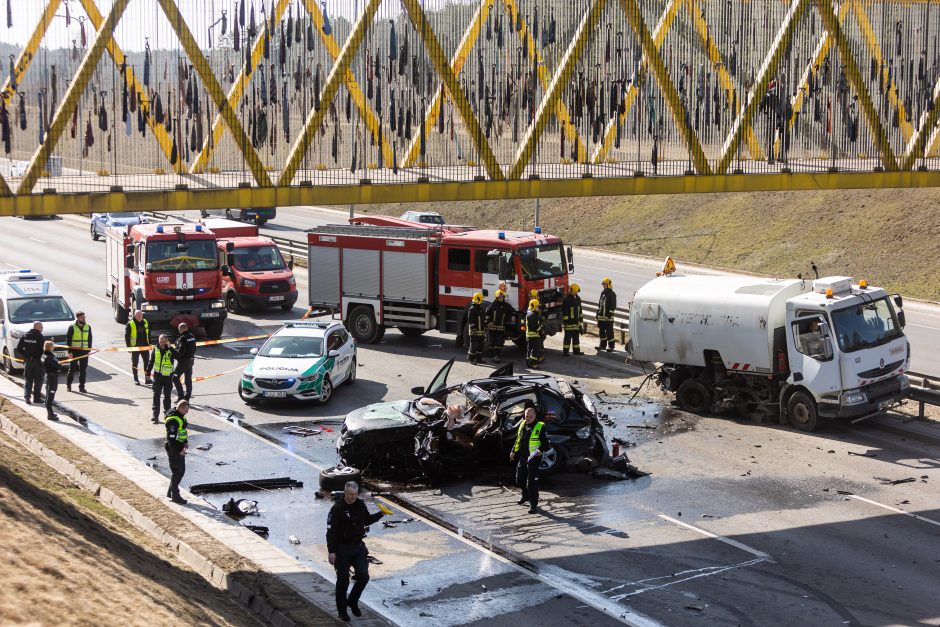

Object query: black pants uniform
[526,337,544,367]
[563,328,581,354]
[174,358,194,401]
[334,542,370,614]
[516,458,541,509]
[165,443,186,499]
[44,375,58,417]
[23,358,43,402]
[597,321,615,350]
[468,332,485,363]
[152,374,173,420]
[67,352,89,389]
[131,349,152,382]
[487,329,505,358]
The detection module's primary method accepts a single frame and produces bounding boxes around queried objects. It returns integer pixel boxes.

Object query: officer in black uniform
[164,400,189,504]
[467,292,486,364]
[125,310,152,385]
[173,322,197,402]
[485,289,514,360]
[326,481,385,621]
[16,320,44,403]
[510,404,550,514]
[41,340,60,420]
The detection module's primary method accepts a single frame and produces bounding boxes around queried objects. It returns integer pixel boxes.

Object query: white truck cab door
[787,315,842,396]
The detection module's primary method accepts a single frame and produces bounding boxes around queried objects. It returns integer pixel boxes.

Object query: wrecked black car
[337,359,610,478]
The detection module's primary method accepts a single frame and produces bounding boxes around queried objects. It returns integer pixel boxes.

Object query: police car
[238,320,356,404]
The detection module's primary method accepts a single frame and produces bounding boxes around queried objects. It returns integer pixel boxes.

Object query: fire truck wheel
[786,391,820,432]
[347,306,381,344]
[113,293,128,324]
[225,291,242,314]
[398,327,426,338]
[204,319,225,340]
[676,379,713,415]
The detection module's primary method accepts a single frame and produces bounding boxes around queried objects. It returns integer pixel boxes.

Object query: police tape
[52,334,271,355]
[193,364,249,382]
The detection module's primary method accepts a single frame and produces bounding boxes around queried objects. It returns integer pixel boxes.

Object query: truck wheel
[787,391,820,432]
[279,302,294,311]
[204,319,225,340]
[347,306,381,343]
[225,291,242,314]
[318,465,362,491]
[113,293,128,324]
[90,222,99,241]
[676,379,713,415]
[398,327,426,337]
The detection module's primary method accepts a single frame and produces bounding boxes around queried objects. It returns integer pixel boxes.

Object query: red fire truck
[306,220,572,344]
[105,222,227,338]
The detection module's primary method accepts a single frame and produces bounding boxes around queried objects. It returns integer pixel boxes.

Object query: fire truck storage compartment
[382,251,428,303]
[105,229,129,303]
[309,245,341,308]
[342,248,380,298]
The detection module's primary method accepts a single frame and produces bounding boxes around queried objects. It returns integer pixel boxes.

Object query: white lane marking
[3,262,22,269]
[576,263,651,279]
[658,515,771,559]
[28,237,48,244]
[85,292,110,303]
[848,495,940,529]
[905,323,940,331]
[605,558,766,601]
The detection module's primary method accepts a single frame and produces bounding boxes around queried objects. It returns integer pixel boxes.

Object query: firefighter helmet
[528,298,540,311]
[570,283,580,293]
[529,288,539,297]
[602,277,612,288]
[495,289,505,299]
[472,292,484,304]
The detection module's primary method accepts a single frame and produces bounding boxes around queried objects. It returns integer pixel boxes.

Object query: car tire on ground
[1,347,14,373]
[538,446,566,476]
[90,222,99,241]
[225,291,242,314]
[346,360,357,385]
[787,390,821,432]
[676,379,713,415]
[279,302,293,311]
[319,465,362,491]
[237,382,258,404]
[346,306,382,344]
[204,319,224,340]
[398,326,426,337]
[319,375,333,404]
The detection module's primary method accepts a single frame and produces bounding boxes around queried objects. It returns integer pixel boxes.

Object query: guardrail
[581,302,630,345]
[908,372,940,419]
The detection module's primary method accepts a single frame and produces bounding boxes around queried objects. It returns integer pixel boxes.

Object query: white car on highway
[238,320,356,404]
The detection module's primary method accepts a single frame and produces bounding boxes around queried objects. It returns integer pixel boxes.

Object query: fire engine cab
[307,219,572,344]
[105,222,227,338]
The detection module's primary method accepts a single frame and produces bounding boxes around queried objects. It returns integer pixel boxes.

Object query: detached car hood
[344,400,415,433]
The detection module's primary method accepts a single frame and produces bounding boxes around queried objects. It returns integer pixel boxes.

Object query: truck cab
[0,270,74,373]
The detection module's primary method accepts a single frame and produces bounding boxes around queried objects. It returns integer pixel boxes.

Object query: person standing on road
[510,405,550,514]
[66,311,92,393]
[173,322,196,402]
[164,399,189,504]
[525,299,544,369]
[562,284,584,356]
[597,278,617,352]
[16,320,44,404]
[485,289,514,360]
[151,334,175,424]
[326,481,385,621]
[41,340,60,420]
[467,292,487,364]
[125,310,152,385]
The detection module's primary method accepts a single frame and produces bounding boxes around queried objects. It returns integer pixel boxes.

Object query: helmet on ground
[472,292,484,304]
[495,289,505,299]
[570,283,580,293]
[602,277,612,287]
[528,299,540,311]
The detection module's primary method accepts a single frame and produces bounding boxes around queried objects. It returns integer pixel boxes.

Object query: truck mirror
[498,256,509,280]
[288,256,295,270]
[411,386,425,395]
[897,310,906,329]
[226,253,235,268]
[145,262,153,272]
[225,241,235,252]
[892,294,903,309]
[125,254,134,268]
[125,243,134,254]
[221,265,231,278]
[822,337,833,360]
[567,245,574,271]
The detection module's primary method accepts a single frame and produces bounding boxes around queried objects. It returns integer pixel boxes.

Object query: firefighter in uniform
[151,334,176,424]
[173,322,197,402]
[510,405,550,514]
[597,278,617,352]
[485,289,514,360]
[66,311,92,393]
[126,310,153,385]
[164,400,189,504]
[466,292,487,364]
[16,321,44,404]
[525,299,545,369]
[562,284,584,356]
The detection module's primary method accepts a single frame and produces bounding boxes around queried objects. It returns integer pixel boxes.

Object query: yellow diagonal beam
[191,0,291,174]
[79,0,182,174]
[851,0,913,144]
[593,0,681,163]
[716,0,810,174]
[621,0,712,174]
[901,75,940,169]
[17,0,130,195]
[401,0,504,180]
[301,0,392,168]
[1,0,61,104]
[817,0,897,170]
[509,0,608,179]
[402,0,495,169]
[279,0,381,186]
[158,0,272,187]
[0,173,11,196]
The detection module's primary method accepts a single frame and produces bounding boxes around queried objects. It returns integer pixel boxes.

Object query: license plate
[263,391,287,398]
[269,295,285,302]
[202,311,221,318]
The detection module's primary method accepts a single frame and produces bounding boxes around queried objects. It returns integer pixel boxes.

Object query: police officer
[125,310,152,385]
[467,292,486,364]
[66,311,92,393]
[510,405,550,514]
[173,322,197,402]
[326,481,385,621]
[42,340,60,420]
[16,320,44,404]
[485,289,514,360]
[525,299,544,369]
[597,277,617,352]
[151,334,175,424]
[164,399,189,504]
[562,284,584,356]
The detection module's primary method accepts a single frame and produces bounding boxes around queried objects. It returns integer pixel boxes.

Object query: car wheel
[676,379,713,415]
[1,347,12,373]
[90,222,99,241]
[787,391,820,432]
[398,326,426,337]
[538,447,566,476]
[225,291,242,314]
[279,302,293,311]
[346,306,381,344]
[237,382,258,405]
[346,360,357,385]
[319,375,333,403]
[319,465,362,491]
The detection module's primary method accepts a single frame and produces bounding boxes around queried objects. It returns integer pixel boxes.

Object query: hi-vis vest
[513,420,544,455]
[127,319,149,346]
[152,347,174,376]
[165,413,188,443]
[69,323,91,349]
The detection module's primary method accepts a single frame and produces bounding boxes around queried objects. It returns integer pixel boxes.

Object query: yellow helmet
[528,298,540,311]
[569,283,580,293]
[495,289,505,299]
[602,277,612,287]
[472,292,484,304]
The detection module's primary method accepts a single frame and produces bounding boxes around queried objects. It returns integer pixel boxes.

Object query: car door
[326,329,352,383]
[338,328,354,381]
[415,358,454,399]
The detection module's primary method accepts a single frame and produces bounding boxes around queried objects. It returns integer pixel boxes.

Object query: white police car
[238,321,356,404]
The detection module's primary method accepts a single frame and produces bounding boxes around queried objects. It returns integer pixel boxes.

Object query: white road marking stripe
[85,292,110,303]
[848,495,940,529]
[606,558,765,601]
[905,323,940,331]
[28,237,48,244]
[658,514,771,559]
[576,264,652,279]
[3,262,22,269]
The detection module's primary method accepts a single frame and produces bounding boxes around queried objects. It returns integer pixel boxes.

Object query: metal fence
[581,302,631,345]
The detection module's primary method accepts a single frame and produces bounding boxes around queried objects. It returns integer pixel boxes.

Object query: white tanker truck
[628,260,911,431]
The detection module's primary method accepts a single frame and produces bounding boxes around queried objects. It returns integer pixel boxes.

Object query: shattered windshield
[518,244,565,280]
[830,297,903,352]
[147,239,218,271]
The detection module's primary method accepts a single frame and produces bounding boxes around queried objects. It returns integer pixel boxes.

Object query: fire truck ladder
[308,224,444,245]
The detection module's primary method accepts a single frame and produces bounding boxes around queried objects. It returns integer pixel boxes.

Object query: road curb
[865,416,940,448]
